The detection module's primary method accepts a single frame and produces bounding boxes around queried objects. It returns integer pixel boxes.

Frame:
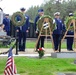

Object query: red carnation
[39,48,43,51]
[37,47,45,58]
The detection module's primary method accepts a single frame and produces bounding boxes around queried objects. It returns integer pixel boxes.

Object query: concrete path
[0,48,74,57]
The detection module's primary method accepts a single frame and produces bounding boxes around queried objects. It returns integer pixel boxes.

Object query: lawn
[0,57,76,75]
[0,40,75,75]
[0,40,67,49]
[26,41,67,49]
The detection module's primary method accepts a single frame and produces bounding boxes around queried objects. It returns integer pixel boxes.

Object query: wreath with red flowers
[37,47,45,58]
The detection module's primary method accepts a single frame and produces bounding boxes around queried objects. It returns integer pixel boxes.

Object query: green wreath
[11,11,26,26]
[65,16,76,31]
[37,15,55,35]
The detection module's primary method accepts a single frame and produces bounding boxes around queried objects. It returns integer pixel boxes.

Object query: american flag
[4,46,17,75]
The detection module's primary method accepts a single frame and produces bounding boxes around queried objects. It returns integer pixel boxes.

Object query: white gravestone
[0,10,3,24]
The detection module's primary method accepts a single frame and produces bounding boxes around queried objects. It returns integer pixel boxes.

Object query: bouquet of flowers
[37,47,45,58]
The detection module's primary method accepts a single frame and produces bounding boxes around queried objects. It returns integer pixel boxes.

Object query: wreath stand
[35,17,54,51]
[51,19,76,58]
[61,19,76,52]
[11,11,26,55]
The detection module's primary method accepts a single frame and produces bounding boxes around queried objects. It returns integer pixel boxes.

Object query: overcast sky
[0,0,44,15]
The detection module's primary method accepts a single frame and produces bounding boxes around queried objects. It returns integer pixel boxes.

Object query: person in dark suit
[34,9,45,51]
[53,12,65,52]
[3,14,10,36]
[66,13,74,51]
[16,7,30,51]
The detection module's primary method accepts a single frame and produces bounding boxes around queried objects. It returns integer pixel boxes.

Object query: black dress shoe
[67,49,73,51]
[70,49,73,51]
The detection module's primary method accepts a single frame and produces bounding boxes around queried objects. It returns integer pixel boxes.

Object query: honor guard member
[53,12,65,52]
[66,13,74,51]
[3,14,10,36]
[34,9,45,51]
[16,7,29,51]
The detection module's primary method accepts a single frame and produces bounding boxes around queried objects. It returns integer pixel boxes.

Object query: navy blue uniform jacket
[3,17,10,31]
[53,18,65,34]
[16,15,29,32]
[34,15,40,31]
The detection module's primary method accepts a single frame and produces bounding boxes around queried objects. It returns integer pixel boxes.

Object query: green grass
[0,41,67,49]
[26,41,67,49]
[0,40,73,49]
[0,57,76,75]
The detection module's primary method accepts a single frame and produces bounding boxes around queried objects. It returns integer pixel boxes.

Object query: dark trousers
[67,37,73,50]
[53,34,61,50]
[66,31,74,50]
[18,32,27,51]
[6,31,10,36]
[36,33,45,49]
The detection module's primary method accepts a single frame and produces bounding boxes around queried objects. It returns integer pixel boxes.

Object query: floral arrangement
[37,15,55,35]
[65,16,76,31]
[11,11,26,26]
[37,47,45,58]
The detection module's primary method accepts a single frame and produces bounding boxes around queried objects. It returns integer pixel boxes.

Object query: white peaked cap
[54,12,60,16]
